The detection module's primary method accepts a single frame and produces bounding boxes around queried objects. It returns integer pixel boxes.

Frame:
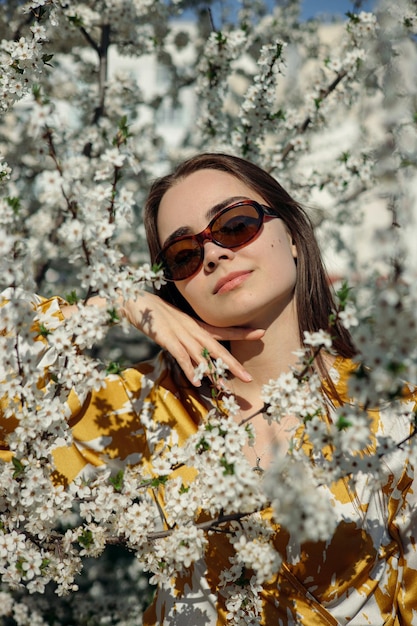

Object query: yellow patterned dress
[1,295,417,625]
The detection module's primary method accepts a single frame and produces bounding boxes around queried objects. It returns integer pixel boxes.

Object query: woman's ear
[286,230,297,259]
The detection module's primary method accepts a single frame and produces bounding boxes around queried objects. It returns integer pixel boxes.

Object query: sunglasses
[156,200,276,281]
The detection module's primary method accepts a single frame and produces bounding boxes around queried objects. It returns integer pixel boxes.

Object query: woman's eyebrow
[204,196,249,221]
[162,196,250,248]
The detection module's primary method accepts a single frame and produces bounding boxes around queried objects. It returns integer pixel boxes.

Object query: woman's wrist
[61,293,124,319]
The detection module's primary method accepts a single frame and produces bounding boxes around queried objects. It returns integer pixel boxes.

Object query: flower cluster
[231,41,287,160]
[195,28,249,141]
[0,24,48,111]
[1,0,417,623]
[261,369,324,424]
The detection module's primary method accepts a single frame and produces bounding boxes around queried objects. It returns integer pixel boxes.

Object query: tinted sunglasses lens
[212,204,262,247]
[164,239,202,281]
[161,203,264,281]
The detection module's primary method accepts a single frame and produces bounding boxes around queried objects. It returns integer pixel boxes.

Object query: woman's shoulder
[68,350,206,449]
[327,355,417,458]
[52,351,205,481]
[327,355,417,406]
[323,355,357,404]
[123,351,208,435]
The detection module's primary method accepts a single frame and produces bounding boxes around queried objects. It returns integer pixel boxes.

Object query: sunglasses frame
[156,199,276,281]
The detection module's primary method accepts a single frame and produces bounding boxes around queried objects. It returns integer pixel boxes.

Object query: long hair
[144,152,355,360]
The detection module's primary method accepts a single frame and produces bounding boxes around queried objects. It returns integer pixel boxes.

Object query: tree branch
[280,69,348,162]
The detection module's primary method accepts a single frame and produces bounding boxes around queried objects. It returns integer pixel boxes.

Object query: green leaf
[78,529,93,547]
[109,470,124,492]
[12,457,25,479]
[119,115,129,137]
[42,53,54,65]
[68,14,85,28]
[245,424,254,442]
[196,437,210,453]
[41,558,50,571]
[215,31,227,45]
[314,97,322,110]
[39,323,51,337]
[11,61,24,75]
[346,11,360,23]
[335,280,352,309]
[353,364,369,380]
[201,347,210,361]
[107,307,120,324]
[220,457,234,476]
[106,361,123,375]
[336,413,352,430]
[150,475,169,488]
[65,290,79,305]
[269,108,286,121]
[6,197,20,213]
[236,571,251,587]
[32,84,41,100]
[152,262,163,274]
[113,115,131,146]
[386,361,406,375]
[338,151,351,163]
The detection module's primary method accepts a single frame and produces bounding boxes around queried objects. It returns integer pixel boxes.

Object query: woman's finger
[120,293,261,386]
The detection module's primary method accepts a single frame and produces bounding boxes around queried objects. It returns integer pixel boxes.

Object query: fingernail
[217,378,231,393]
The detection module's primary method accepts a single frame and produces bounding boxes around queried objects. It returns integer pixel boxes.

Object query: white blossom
[0,1,416,621]
[303,329,333,350]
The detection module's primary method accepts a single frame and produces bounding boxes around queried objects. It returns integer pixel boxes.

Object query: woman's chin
[198,311,257,329]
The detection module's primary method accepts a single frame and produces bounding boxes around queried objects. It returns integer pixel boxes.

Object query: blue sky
[301,0,375,20]
[182,1,377,24]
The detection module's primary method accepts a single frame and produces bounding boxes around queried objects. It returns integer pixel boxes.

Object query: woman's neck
[228,304,301,412]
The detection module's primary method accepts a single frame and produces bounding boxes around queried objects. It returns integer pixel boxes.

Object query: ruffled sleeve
[1,291,205,484]
[388,391,417,622]
[1,290,65,458]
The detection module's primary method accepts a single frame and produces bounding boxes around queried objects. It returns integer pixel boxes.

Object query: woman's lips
[214,271,252,294]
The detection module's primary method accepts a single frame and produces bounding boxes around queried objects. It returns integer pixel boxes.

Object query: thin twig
[207,8,216,32]
[78,25,100,55]
[280,69,348,163]
[145,509,259,541]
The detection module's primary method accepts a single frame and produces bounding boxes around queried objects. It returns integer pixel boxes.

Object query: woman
[2,153,417,624]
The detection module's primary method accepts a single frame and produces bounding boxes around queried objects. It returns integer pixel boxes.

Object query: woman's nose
[202,241,235,271]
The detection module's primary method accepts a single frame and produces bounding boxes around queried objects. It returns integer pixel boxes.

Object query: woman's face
[157,169,298,328]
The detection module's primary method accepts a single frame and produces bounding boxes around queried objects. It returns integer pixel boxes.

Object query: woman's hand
[120,291,263,387]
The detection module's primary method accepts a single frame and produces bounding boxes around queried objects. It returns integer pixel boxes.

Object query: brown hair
[144,152,355,359]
